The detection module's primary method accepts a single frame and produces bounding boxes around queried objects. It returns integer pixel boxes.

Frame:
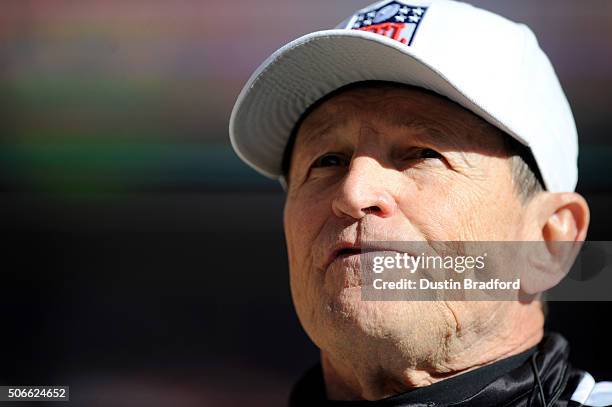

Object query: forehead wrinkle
[383,111,464,149]
[297,88,428,146]
[383,102,493,149]
[297,87,495,153]
[350,88,493,146]
[296,101,362,148]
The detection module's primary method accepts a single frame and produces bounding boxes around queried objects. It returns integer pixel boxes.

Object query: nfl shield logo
[346,1,428,46]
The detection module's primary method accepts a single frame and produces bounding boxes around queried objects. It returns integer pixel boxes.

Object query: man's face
[283,84,533,373]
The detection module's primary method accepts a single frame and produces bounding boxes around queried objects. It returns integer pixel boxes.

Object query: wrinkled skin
[283,84,589,400]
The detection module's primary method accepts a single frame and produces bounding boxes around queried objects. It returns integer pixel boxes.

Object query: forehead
[293,84,501,150]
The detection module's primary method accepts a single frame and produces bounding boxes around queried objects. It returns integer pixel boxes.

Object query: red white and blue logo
[347,1,428,46]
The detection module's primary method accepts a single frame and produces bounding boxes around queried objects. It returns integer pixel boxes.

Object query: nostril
[363,206,381,215]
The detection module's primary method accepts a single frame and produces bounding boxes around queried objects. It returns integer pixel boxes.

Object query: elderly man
[230,1,610,406]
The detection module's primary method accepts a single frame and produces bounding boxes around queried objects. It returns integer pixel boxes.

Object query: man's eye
[406,148,442,160]
[396,148,445,168]
[312,153,349,168]
[416,148,442,159]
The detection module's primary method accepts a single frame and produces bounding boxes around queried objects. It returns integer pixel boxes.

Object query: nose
[331,155,398,220]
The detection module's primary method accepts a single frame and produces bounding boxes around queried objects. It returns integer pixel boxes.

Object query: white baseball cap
[229,0,578,192]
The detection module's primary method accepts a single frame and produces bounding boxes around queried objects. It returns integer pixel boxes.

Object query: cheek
[398,169,519,240]
[395,171,471,240]
[284,191,330,281]
[284,192,334,338]
[457,189,522,240]
[403,197,471,240]
[285,196,322,248]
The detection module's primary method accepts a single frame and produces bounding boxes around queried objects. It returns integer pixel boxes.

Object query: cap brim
[229,28,525,179]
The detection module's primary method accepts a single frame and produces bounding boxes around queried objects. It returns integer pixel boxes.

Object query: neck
[320,303,544,401]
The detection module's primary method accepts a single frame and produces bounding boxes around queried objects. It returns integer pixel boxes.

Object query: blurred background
[1,1,611,406]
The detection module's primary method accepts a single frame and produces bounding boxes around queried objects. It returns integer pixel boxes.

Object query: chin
[324,292,414,338]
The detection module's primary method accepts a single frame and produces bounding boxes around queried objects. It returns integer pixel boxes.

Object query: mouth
[335,247,362,259]
[324,244,412,270]
[323,245,361,270]
[325,244,399,270]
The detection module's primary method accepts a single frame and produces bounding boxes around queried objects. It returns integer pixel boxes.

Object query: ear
[520,192,590,294]
[540,192,590,242]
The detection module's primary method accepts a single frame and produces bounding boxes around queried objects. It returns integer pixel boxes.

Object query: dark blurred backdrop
[1,1,611,406]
